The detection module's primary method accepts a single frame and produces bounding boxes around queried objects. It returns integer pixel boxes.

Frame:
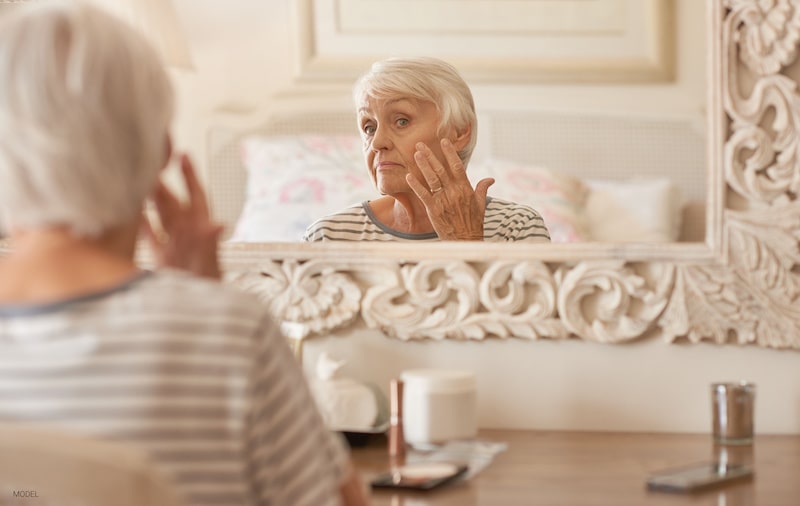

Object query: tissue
[309,352,378,432]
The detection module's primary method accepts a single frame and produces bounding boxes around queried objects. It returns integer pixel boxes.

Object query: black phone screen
[647,462,754,493]
[371,462,468,491]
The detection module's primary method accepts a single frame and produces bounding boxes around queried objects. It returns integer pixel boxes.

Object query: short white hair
[0,0,174,236]
[353,56,478,166]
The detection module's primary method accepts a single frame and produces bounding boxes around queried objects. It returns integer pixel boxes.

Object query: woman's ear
[452,123,472,151]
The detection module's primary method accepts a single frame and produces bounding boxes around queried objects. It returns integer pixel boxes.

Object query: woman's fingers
[180,153,212,219]
[414,139,472,195]
[142,153,224,280]
[439,138,468,182]
[414,142,450,192]
[406,173,433,201]
[139,211,162,252]
[408,141,490,241]
[474,177,495,207]
[151,180,181,232]
[153,154,211,232]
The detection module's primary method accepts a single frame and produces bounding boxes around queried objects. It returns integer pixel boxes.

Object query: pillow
[471,158,592,242]
[231,135,373,242]
[232,143,592,243]
[584,178,685,242]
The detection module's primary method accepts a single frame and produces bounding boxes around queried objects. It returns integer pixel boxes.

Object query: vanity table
[351,429,800,505]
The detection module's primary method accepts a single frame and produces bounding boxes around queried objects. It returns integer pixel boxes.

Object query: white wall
[301,327,800,436]
[166,0,800,436]
[169,0,706,182]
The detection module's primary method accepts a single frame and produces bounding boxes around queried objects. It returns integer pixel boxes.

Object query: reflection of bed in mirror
[208,110,706,244]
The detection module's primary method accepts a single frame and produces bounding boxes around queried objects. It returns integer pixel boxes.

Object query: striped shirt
[0,269,349,506]
[303,197,551,242]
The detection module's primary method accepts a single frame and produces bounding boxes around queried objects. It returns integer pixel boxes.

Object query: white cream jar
[400,369,477,447]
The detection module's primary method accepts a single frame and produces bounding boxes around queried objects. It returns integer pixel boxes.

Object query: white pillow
[585,178,685,242]
[231,135,372,242]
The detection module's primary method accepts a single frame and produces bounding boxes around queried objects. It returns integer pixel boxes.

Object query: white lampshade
[83,0,193,69]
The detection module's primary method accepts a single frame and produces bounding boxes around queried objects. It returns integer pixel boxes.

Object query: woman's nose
[371,124,391,151]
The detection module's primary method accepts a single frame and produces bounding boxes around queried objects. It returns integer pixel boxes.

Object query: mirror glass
[195,0,707,245]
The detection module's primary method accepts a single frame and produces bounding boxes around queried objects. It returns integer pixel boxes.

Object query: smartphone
[371,462,469,491]
[646,461,754,493]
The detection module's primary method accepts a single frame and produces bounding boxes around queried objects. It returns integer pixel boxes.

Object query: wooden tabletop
[350,429,800,506]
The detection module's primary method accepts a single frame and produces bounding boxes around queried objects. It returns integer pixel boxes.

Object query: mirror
[208,0,706,245]
[3,0,795,349]
[217,0,800,348]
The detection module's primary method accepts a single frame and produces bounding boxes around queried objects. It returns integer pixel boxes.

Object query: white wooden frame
[291,0,675,83]
[220,0,800,349]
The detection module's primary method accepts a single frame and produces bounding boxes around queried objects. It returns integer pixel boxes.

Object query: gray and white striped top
[0,269,348,506]
[303,197,550,242]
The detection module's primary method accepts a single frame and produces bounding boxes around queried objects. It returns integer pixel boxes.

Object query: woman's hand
[407,138,494,240]
[142,153,224,279]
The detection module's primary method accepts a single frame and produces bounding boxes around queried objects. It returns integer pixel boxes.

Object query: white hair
[353,56,478,165]
[0,0,174,236]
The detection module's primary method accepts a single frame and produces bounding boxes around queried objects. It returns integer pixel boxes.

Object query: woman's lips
[376,161,403,171]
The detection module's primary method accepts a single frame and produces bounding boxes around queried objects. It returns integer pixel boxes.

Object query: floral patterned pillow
[231,135,373,242]
[471,158,592,242]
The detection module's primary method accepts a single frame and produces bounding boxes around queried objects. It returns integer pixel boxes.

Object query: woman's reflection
[302,57,551,243]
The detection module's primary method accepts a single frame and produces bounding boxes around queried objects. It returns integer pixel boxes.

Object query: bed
[206,109,707,244]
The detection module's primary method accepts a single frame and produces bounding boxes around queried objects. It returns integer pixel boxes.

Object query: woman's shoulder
[486,196,543,217]
[302,202,372,241]
[484,196,550,242]
[137,269,271,319]
[314,202,370,221]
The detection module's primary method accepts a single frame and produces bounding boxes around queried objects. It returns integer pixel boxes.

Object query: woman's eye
[363,124,376,135]
[396,118,409,127]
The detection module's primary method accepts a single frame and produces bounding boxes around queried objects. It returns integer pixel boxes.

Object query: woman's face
[357,95,453,197]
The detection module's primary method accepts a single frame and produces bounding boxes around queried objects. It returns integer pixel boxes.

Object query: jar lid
[711,381,755,393]
[400,369,476,391]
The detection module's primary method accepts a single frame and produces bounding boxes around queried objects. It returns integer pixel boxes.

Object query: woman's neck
[371,194,435,234]
[11,225,138,258]
[0,224,141,304]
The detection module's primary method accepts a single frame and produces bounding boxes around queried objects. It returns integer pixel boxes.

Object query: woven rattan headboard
[207,109,706,238]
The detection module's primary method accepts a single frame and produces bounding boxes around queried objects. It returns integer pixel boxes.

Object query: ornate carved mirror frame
[220,0,800,349]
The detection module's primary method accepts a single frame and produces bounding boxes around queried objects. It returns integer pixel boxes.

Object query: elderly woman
[303,56,550,242]
[0,2,366,506]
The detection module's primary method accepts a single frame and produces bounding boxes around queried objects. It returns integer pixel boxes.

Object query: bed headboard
[207,109,706,241]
